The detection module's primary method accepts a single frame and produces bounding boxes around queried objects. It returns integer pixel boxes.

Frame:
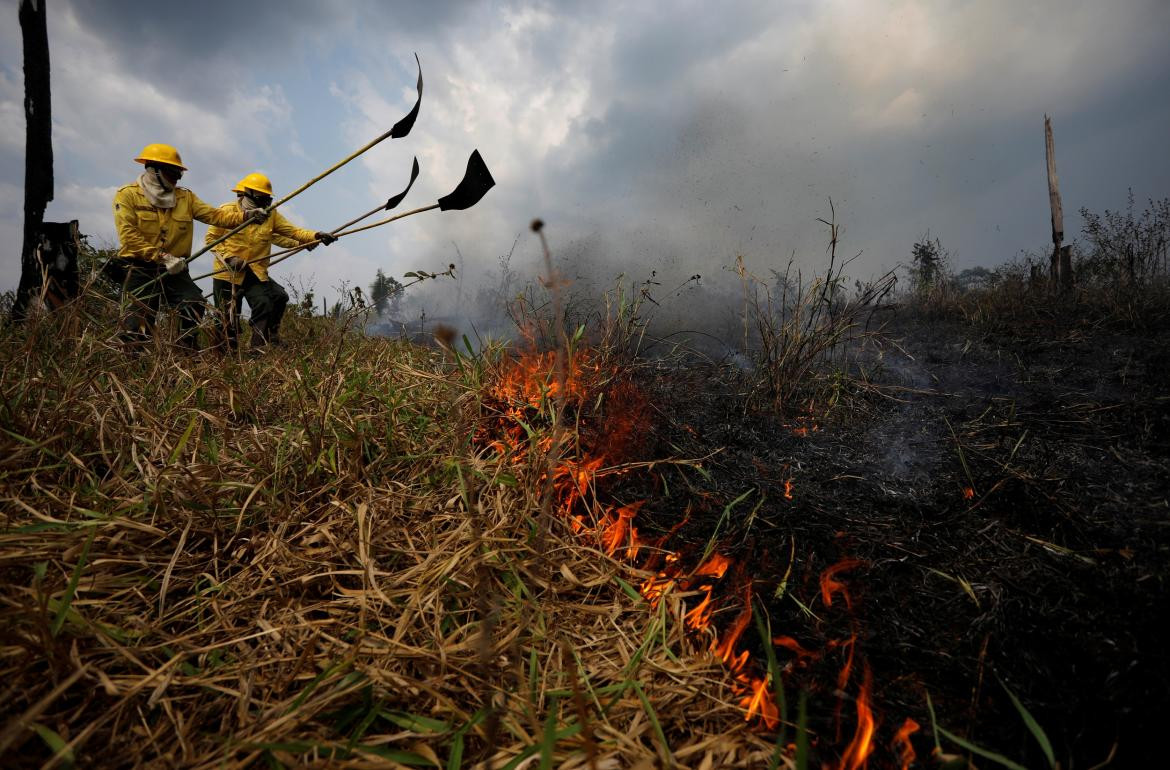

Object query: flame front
[482,349,911,767]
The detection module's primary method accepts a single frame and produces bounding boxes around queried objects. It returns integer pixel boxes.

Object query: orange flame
[838,666,876,770]
[740,675,780,730]
[836,635,856,693]
[712,585,754,672]
[772,635,818,660]
[820,558,864,609]
[600,501,645,556]
[893,718,920,770]
[640,574,673,606]
[491,350,599,408]
[685,589,715,631]
[694,552,732,579]
[484,352,917,760]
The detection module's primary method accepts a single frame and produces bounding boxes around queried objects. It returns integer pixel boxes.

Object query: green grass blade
[753,599,787,749]
[613,576,644,604]
[446,707,489,770]
[345,707,379,750]
[32,722,75,769]
[499,724,582,770]
[286,660,348,714]
[999,676,1056,768]
[633,682,673,767]
[378,709,450,734]
[925,690,943,754]
[699,488,753,564]
[168,412,199,464]
[539,696,558,770]
[52,525,96,637]
[944,415,977,490]
[795,691,808,770]
[446,733,464,770]
[936,726,1029,770]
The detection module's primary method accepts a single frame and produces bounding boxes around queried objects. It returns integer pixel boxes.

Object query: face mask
[240,193,270,211]
[139,167,177,208]
[151,166,176,192]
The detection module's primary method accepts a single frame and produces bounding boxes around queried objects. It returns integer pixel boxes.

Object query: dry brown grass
[0,290,775,769]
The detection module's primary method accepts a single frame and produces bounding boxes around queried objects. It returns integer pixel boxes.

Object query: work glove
[163,254,186,275]
[315,231,338,246]
[225,256,246,273]
[244,207,269,224]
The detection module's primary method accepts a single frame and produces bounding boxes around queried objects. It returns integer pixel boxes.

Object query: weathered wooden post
[1059,244,1073,291]
[1044,115,1069,292]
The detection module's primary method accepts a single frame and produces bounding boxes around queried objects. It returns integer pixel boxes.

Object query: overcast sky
[2,0,1169,319]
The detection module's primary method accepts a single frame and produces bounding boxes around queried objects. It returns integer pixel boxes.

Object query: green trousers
[103,258,205,349]
[212,269,290,348]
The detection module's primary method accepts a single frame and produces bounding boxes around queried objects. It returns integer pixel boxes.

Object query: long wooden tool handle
[184,130,400,269]
[196,203,443,299]
[333,203,440,240]
[263,204,440,272]
[183,57,422,271]
[191,200,428,283]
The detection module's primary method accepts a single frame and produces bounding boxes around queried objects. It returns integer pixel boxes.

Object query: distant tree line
[907,193,1170,296]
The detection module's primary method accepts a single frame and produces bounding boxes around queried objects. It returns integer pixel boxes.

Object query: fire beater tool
[310,149,494,241]
[191,156,420,284]
[249,148,495,275]
[146,54,422,290]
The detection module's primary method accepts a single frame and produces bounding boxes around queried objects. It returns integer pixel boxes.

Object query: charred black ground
[584,304,1170,768]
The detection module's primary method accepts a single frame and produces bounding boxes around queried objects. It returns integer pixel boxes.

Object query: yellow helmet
[232,172,273,197]
[134,143,187,170]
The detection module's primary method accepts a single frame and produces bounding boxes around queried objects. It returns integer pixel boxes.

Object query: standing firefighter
[208,173,336,349]
[109,143,266,350]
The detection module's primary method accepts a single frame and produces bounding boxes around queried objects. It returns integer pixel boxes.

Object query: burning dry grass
[0,299,781,768]
[8,248,1130,768]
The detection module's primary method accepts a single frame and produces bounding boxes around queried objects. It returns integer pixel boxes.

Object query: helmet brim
[136,157,188,172]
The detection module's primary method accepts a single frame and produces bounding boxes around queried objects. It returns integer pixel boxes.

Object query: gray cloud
[3,0,1169,325]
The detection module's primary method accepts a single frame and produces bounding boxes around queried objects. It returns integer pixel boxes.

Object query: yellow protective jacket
[113,183,245,263]
[206,201,317,284]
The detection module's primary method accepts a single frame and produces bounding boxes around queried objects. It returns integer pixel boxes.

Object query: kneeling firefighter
[207,173,336,349]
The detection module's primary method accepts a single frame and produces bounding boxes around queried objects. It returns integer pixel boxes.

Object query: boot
[175,326,202,355]
[250,318,269,349]
[267,325,286,348]
[119,313,152,352]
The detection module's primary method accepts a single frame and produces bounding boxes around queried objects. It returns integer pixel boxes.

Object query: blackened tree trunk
[11,0,53,322]
[1044,115,1066,292]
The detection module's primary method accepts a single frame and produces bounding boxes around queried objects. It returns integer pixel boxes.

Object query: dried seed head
[530,218,544,233]
[433,324,456,348]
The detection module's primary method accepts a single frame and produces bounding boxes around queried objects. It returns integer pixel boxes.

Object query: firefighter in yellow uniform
[207,172,335,349]
[109,143,266,350]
